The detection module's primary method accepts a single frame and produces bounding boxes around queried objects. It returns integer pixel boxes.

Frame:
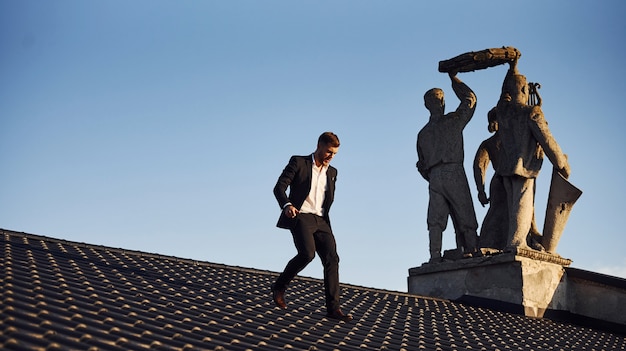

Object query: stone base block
[408,249,571,318]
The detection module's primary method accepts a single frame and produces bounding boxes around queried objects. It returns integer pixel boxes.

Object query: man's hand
[559,163,571,180]
[558,155,571,179]
[416,162,429,181]
[478,190,489,207]
[284,205,299,219]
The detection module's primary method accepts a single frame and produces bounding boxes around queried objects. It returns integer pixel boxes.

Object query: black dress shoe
[326,309,353,322]
[271,283,287,309]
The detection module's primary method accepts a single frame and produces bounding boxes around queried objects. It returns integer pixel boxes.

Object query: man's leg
[427,186,449,262]
[311,216,352,321]
[447,169,480,255]
[479,175,508,250]
[274,214,318,291]
[503,176,535,250]
[312,216,341,312]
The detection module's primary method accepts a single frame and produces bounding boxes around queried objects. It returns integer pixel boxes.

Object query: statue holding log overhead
[418,47,581,261]
[416,70,482,263]
[492,58,578,253]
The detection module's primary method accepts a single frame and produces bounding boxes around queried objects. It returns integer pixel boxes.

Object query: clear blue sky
[2,1,625,292]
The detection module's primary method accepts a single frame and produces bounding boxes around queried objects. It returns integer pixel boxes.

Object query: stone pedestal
[408,248,572,318]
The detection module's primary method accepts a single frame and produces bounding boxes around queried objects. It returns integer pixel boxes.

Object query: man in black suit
[271,132,352,322]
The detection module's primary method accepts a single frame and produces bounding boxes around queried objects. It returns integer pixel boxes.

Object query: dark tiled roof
[1,229,625,351]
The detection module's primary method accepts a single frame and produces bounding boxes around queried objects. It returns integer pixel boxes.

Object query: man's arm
[473,141,490,206]
[528,107,571,179]
[273,156,298,208]
[450,72,477,126]
[416,140,430,182]
[416,161,429,182]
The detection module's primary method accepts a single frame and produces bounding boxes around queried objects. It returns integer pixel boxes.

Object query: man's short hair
[318,132,340,147]
[424,88,443,103]
[424,88,444,111]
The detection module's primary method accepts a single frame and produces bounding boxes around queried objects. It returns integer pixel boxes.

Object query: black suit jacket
[273,154,337,230]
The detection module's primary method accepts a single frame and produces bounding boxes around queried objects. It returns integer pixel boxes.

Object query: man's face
[425,89,445,114]
[504,74,528,103]
[514,77,529,102]
[314,143,339,167]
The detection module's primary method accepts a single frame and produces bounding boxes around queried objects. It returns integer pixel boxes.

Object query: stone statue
[418,47,581,260]
[472,107,507,249]
[416,72,481,263]
[494,60,571,252]
[473,107,542,251]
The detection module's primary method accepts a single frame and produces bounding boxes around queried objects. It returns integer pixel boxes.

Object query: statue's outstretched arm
[449,72,476,124]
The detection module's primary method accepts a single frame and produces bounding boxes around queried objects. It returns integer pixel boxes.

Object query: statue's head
[501,70,529,104]
[424,88,445,115]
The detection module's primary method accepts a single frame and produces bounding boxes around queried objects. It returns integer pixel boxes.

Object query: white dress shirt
[299,154,328,216]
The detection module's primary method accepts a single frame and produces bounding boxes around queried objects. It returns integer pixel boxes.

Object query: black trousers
[274,213,341,312]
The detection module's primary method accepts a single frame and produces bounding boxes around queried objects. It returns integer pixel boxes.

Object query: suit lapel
[304,154,314,195]
[305,154,313,177]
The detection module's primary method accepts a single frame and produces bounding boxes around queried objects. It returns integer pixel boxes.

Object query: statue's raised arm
[449,72,476,126]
